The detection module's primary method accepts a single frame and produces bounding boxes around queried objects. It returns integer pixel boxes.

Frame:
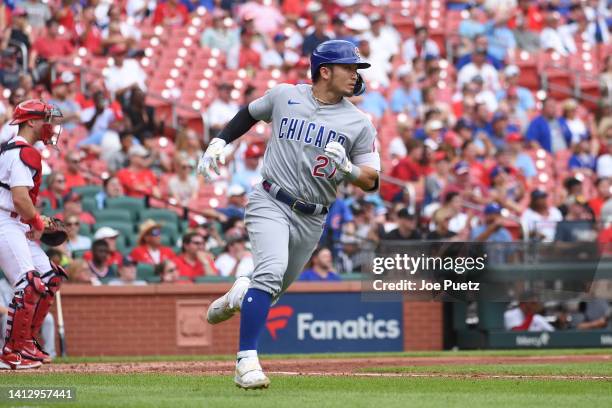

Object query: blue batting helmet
[310,40,370,96]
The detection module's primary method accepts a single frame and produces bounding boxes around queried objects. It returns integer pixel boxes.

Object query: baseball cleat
[234,356,270,390]
[206,277,250,324]
[0,348,43,370]
[20,340,52,364]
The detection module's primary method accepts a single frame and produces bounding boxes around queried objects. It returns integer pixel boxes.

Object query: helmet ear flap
[353,73,366,96]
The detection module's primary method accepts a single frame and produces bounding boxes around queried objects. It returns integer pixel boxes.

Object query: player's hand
[324,141,352,174]
[197,138,227,181]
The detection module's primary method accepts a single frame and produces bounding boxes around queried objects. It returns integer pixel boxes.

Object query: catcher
[0,99,68,370]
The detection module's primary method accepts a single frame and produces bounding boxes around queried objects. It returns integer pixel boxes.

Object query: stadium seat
[136,263,156,280]
[93,209,133,224]
[194,276,234,283]
[81,196,98,214]
[72,185,102,198]
[160,223,179,243]
[104,197,146,221]
[140,208,180,225]
[72,249,88,259]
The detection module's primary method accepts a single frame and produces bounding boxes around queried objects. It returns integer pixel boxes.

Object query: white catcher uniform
[0,136,52,288]
[245,83,380,297]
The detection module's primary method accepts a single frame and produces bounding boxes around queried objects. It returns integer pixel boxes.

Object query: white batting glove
[197,138,227,181]
[324,141,353,174]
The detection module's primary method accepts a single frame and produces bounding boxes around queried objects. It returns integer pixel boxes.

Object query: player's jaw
[332,64,358,97]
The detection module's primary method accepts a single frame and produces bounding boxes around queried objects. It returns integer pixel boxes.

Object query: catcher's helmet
[310,40,370,96]
[10,99,63,146]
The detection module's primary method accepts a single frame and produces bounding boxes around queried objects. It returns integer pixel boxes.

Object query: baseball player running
[0,100,67,370]
[198,40,381,389]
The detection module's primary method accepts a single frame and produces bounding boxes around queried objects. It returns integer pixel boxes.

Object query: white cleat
[234,356,270,390]
[206,277,250,324]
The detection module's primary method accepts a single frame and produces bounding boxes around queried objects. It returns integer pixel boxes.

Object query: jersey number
[312,155,337,179]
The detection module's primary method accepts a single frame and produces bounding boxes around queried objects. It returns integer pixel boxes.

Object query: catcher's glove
[40,216,69,246]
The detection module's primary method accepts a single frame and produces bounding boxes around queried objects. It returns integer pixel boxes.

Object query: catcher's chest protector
[0,141,42,205]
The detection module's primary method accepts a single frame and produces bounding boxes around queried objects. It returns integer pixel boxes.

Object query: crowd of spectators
[0,0,609,302]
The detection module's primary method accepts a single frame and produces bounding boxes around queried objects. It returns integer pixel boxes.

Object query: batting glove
[324,141,361,181]
[197,138,227,181]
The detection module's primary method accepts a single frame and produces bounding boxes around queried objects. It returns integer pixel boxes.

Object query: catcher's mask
[10,99,64,146]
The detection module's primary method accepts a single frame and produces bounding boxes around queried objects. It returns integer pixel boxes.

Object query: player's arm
[11,186,45,239]
[197,106,259,180]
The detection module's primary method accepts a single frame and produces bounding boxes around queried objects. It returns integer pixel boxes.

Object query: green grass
[0,373,611,408]
[361,362,612,377]
[53,348,612,364]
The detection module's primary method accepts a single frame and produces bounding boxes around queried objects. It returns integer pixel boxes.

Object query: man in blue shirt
[298,247,341,281]
[470,203,513,243]
[391,65,422,117]
[526,98,571,153]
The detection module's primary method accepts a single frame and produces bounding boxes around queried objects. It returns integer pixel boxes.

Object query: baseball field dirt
[1,350,611,407]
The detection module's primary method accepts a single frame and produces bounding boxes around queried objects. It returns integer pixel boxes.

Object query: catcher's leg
[22,261,67,363]
[0,272,46,370]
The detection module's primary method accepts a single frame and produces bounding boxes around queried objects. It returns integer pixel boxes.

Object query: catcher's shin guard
[26,264,67,363]
[1,271,46,369]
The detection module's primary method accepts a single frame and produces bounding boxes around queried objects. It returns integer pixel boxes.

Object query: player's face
[330,64,358,97]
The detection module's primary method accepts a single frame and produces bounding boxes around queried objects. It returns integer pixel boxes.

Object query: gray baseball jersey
[248,83,381,206]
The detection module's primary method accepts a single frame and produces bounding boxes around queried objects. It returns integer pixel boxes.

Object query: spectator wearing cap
[226,28,262,70]
[457,45,501,93]
[401,26,439,63]
[232,144,263,193]
[442,159,488,206]
[299,247,341,281]
[504,292,555,332]
[86,239,115,280]
[48,71,81,131]
[261,33,299,70]
[525,98,571,153]
[104,43,147,101]
[470,203,513,242]
[506,133,537,180]
[107,256,147,286]
[384,208,421,240]
[39,171,67,209]
[487,111,517,151]
[55,191,96,225]
[302,13,331,56]
[215,232,254,277]
[539,11,576,56]
[63,214,92,255]
[558,98,588,146]
[200,10,239,53]
[2,7,32,57]
[219,185,248,220]
[520,190,563,242]
[174,232,218,280]
[0,48,21,91]
[425,152,451,204]
[131,220,176,264]
[63,151,87,194]
[496,65,535,113]
[152,0,189,26]
[390,66,422,117]
[116,144,160,199]
[83,227,123,268]
[206,83,239,138]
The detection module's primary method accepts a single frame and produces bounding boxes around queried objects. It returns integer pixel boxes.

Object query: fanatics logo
[265,305,294,340]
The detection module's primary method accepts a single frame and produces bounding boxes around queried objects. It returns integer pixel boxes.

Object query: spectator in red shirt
[63,151,87,194]
[31,18,74,64]
[174,232,218,280]
[152,0,189,27]
[39,171,66,209]
[76,6,103,54]
[83,227,123,268]
[588,178,611,221]
[227,28,261,70]
[381,139,426,202]
[55,191,97,225]
[116,144,161,198]
[130,219,176,265]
